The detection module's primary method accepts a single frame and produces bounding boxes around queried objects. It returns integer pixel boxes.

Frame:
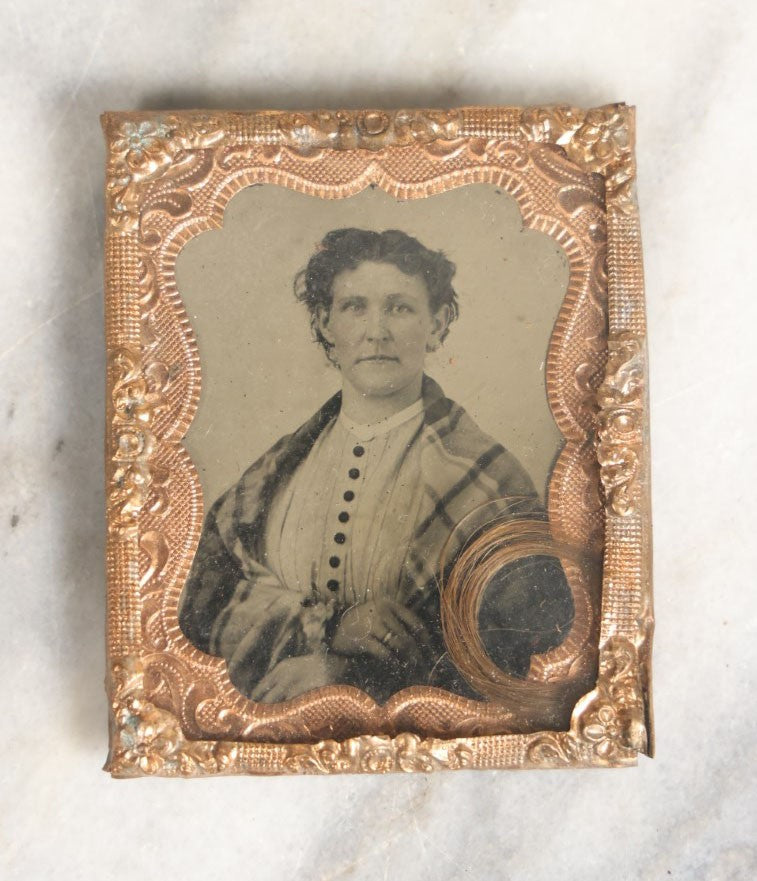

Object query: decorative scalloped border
[103,105,652,776]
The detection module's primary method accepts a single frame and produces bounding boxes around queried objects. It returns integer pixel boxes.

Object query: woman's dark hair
[294,228,459,360]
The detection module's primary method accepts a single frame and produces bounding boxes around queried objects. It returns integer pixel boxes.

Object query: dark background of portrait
[176,183,569,504]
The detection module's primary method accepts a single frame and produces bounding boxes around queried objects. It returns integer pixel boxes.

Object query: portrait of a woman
[179,228,574,703]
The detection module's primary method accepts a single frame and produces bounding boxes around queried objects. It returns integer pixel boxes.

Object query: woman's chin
[354,382,404,399]
[349,374,418,399]
[346,363,397,390]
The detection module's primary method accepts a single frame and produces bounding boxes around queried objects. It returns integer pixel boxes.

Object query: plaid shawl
[179,375,569,700]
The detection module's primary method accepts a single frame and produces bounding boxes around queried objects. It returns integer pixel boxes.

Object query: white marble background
[2,2,756,879]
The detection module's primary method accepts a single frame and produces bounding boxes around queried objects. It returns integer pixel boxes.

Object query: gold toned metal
[102,104,652,777]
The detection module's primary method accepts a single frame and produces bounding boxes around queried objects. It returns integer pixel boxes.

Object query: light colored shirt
[264,398,426,607]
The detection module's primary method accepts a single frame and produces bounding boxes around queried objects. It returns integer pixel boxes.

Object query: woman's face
[318,260,450,400]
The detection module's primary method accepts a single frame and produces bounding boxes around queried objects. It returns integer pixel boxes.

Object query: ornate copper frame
[102,105,652,776]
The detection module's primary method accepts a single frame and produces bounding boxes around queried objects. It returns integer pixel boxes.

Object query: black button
[338,511,350,523]
[334,532,346,544]
[329,556,340,568]
[353,445,365,457]
[327,579,339,592]
[343,490,355,502]
[348,468,360,479]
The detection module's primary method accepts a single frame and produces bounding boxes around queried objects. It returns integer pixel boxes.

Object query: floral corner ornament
[526,636,646,767]
[104,114,225,232]
[521,104,636,213]
[107,656,238,777]
[111,120,173,170]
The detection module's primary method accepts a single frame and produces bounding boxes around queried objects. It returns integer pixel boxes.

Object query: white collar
[339,397,424,442]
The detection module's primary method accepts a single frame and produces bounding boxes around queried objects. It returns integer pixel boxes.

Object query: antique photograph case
[103,105,652,776]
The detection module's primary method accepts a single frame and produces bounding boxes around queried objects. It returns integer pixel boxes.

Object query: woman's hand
[250,653,347,703]
[331,598,431,668]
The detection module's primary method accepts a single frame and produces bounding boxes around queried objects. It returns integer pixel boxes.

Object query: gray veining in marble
[2,1,756,879]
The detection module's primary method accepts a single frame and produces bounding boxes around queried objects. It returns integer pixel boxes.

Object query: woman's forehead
[331,260,429,299]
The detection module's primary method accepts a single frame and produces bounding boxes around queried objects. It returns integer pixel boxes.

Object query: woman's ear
[316,305,335,345]
[427,304,451,351]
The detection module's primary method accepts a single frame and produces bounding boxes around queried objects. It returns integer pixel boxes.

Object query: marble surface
[2,1,756,879]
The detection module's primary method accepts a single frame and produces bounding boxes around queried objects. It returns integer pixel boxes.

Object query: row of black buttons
[326,445,365,591]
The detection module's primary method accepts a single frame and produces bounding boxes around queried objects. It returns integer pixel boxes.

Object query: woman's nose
[365,307,390,341]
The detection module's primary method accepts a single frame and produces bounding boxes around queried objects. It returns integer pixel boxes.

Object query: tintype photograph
[177,184,579,707]
[102,106,650,776]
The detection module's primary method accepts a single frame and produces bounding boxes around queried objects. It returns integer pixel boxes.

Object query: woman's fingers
[380,608,424,663]
[252,655,339,701]
[250,663,292,701]
[359,634,396,663]
[390,602,430,640]
[250,673,276,702]
[332,600,434,671]
[377,603,434,666]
